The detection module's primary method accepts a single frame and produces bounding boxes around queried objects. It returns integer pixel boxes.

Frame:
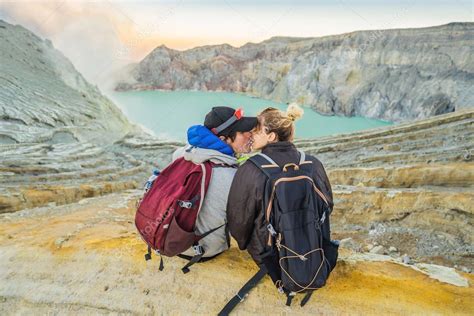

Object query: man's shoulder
[210,164,237,182]
[172,146,186,161]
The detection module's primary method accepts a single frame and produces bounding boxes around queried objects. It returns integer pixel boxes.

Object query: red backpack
[135,157,224,273]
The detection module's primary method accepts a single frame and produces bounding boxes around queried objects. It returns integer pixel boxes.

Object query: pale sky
[1,0,472,85]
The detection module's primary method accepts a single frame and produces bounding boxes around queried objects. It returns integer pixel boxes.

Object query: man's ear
[219,135,230,144]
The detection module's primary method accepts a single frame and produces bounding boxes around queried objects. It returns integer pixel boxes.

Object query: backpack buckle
[320,211,326,224]
[236,293,248,302]
[192,244,203,256]
[275,233,282,250]
[298,255,308,261]
[267,224,277,236]
[178,200,193,209]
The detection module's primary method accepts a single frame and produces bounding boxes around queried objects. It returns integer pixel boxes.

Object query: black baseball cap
[204,106,258,137]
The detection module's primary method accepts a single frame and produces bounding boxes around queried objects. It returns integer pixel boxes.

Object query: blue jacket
[187,125,234,156]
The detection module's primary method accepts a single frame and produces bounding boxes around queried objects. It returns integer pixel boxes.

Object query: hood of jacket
[173,145,237,166]
[187,125,234,156]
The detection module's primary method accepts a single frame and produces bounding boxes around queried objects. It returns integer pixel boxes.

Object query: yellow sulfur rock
[0,191,472,315]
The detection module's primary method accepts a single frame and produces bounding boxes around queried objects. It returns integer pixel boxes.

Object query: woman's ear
[268,132,277,142]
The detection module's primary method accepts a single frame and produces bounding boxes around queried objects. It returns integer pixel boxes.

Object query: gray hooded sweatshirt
[172,146,237,257]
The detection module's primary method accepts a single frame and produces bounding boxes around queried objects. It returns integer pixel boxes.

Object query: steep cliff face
[116,23,474,122]
[0,20,136,144]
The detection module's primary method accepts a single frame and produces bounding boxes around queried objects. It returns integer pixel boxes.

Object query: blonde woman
[225,103,337,307]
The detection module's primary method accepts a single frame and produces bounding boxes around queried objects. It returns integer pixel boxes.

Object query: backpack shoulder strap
[297,149,315,176]
[218,265,268,316]
[181,221,227,274]
[248,153,281,179]
[258,153,278,166]
[294,151,330,207]
[298,149,306,164]
[196,162,213,216]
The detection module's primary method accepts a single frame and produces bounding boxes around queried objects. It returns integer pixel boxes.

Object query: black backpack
[219,150,339,315]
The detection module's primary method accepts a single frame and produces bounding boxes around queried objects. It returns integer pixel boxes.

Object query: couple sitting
[173,104,334,258]
[136,104,337,310]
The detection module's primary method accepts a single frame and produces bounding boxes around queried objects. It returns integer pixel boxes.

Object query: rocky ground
[2,109,472,271]
[0,191,472,315]
[115,23,474,122]
[0,135,181,213]
[1,109,472,314]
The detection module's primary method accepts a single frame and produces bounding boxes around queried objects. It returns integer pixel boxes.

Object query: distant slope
[115,23,474,122]
[0,20,136,144]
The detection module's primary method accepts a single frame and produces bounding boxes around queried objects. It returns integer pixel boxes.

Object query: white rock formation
[0,20,137,144]
[116,23,474,122]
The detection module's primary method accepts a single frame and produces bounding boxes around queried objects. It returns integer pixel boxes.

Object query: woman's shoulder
[302,152,325,168]
[234,157,268,185]
[237,157,261,174]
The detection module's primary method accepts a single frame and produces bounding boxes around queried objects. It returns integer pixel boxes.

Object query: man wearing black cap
[172,106,258,260]
[203,106,258,154]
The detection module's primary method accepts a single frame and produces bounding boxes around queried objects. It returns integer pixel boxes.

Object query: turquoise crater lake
[110,91,392,141]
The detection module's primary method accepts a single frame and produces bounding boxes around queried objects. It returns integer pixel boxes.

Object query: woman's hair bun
[286,102,304,122]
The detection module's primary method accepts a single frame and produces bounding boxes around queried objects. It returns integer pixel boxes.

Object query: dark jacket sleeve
[226,162,259,250]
